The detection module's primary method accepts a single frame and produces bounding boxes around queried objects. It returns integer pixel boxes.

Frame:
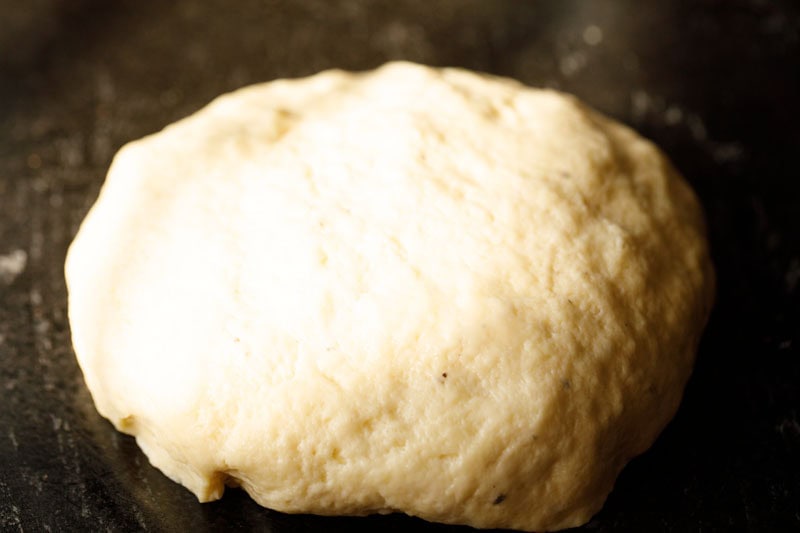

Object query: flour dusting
[0,249,27,284]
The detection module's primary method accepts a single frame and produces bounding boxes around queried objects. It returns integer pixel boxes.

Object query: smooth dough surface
[66,62,714,531]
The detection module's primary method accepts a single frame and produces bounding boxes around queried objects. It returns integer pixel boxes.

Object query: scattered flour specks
[8,429,18,452]
[582,25,603,46]
[630,90,714,144]
[0,249,27,285]
[664,105,684,126]
[712,142,746,164]
[559,51,588,77]
[0,494,22,530]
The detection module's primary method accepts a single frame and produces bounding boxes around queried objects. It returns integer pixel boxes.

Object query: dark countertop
[1,1,798,531]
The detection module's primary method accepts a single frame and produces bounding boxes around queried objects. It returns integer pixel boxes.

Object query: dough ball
[65,62,714,531]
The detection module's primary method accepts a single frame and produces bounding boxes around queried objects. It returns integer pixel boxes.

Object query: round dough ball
[65,62,714,531]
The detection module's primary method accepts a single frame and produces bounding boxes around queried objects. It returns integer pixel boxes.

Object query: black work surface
[1,1,798,531]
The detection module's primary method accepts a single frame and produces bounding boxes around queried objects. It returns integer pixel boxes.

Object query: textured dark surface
[1,1,799,531]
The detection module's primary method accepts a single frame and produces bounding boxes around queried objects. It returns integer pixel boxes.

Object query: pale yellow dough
[65,62,714,531]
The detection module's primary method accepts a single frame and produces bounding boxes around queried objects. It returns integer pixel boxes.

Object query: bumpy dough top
[65,62,714,531]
